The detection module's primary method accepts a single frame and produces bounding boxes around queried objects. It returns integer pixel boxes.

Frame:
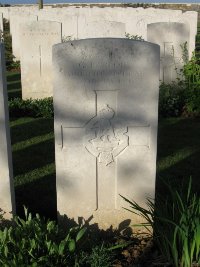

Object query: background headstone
[53,38,160,229]
[10,13,38,60]
[147,22,190,83]
[0,13,3,33]
[0,43,16,219]
[78,20,125,39]
[20,20,62,99]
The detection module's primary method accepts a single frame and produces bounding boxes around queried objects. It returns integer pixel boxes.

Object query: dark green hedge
[9,97,54,118]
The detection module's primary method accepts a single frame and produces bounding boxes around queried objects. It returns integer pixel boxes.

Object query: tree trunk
[38,0,43,10]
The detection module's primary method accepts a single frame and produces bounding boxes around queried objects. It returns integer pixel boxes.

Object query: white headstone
[37,9,78,40]
[20,20,62,99]
[0,13,3,33]
[0,7,10,21]
[10,13,38,60]
[147,22,190,83]
[53,39,160,229]
[78,20,125,39]
[0,43,15,219]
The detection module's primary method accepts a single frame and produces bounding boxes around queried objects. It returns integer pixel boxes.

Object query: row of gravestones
[0,6,198,100]
[2,6,198,57]
[1,37,159,228]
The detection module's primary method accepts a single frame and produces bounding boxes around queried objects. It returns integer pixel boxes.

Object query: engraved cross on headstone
[61,90,150,210]
[161,42,180,83]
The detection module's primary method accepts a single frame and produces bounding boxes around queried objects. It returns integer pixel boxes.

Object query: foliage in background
[159,82,186,117]
[195,22,200,63]
[2,18,20,71]
[0,207,87,266]
[121,177,200,267]
[159,42,200,118]
[125,32,144,41]
[182,51,200,116]
[9,97,54,118]
[62,35,72,42]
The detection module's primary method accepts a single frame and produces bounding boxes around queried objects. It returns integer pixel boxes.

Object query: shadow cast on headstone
[58,212,133,243]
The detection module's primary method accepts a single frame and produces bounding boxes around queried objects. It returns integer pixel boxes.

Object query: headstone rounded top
[53,38,160,50]
[147,21,189,30]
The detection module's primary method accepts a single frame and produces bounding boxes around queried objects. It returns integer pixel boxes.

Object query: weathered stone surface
[78,20,125,39]
[53,38,160,229]
[147,22,190,83]
[10,13,38,60]
[20,20,62,99]
[37,9,78,40]
[0,43,15,219]
[0,13,3,33]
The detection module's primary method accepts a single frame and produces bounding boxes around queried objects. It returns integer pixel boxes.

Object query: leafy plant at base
[120,177,200,267]
[79,241,131,267]
[83,243,114,267]
[0,207,87,266]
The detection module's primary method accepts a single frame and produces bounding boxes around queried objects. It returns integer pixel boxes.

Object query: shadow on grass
[6,71,22,99]
[10,118,54,145]
[15,173,57,220]
[7,72,21,82]
[7,81,21,91]
[156,117,200,194]
[13,138,55,177]
[8,88,22,99]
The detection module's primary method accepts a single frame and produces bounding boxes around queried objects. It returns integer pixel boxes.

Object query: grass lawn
[7,72,200,220]
[7,71,22,100]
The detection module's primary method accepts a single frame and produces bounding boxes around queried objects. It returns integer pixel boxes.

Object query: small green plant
[62,35,72,42]
[0,207,87,266]
[183,52,200,90]
[125,33,144,41]
[159,82,186,117]
[159,43,200,118]
[120,177,200,267]
[9,59,21,70]
[9,97,54,118]
[84,243,114,267]
[179,45,200,116]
